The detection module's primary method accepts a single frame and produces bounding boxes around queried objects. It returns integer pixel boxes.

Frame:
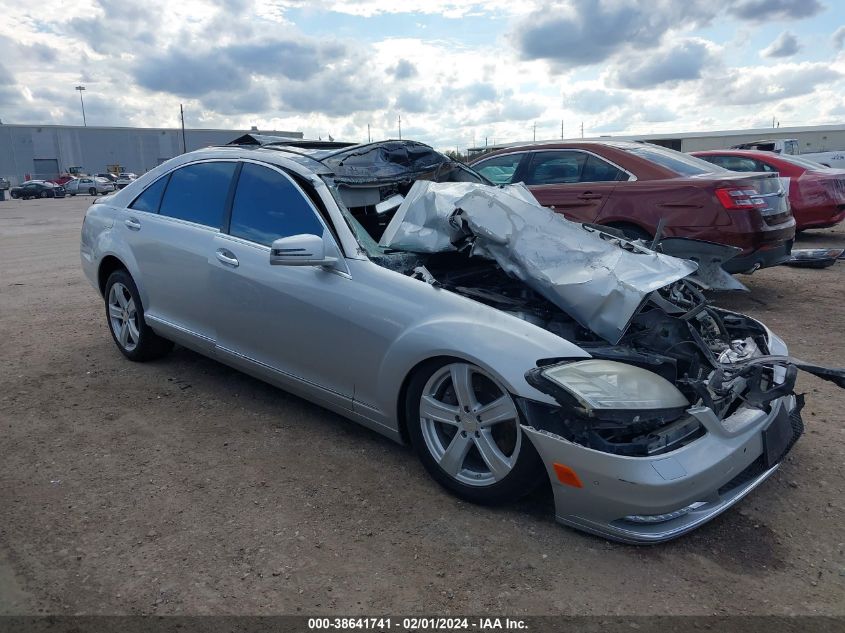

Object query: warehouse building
[0,123,303,185]
[467,124,845,157]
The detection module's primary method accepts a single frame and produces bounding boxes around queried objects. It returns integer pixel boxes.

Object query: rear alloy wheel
[104,270,173,361]
[407,360,544,504]
[89,187,97,195]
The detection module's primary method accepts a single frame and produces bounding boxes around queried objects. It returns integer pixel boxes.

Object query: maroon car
[691,149,845,232]
[469,141,795,273]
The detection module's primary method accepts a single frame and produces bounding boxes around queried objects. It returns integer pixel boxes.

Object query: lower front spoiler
[521,395,801,544]
[556,462,779,544]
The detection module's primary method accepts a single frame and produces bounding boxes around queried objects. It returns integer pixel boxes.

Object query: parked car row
[8,177,116,199]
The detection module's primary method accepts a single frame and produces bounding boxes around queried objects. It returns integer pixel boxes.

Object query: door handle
[577,192,602,200]
[215,249,239,267]
[125,218,141,230]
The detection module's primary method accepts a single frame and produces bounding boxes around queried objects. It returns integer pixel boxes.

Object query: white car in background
[116,172,138,189]
[65,177,116,196]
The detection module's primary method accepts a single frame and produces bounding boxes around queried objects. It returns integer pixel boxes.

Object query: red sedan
[470,141,795,273]
[691,149,845,231]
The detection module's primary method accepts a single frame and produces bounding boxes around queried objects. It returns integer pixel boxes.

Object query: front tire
[406,359,544,504]
[89,187,97,196]
[40,190,49,198]
[104,270,173,362]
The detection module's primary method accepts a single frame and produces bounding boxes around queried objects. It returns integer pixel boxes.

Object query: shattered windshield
[319,141,488,259]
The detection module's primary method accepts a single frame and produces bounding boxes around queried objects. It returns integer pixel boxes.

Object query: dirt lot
[1,195,844,616]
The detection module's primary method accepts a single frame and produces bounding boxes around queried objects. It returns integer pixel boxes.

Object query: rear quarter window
[130,175,170,213]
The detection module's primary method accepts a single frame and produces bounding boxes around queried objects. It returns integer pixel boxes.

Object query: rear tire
[10,192,18,199]
[89,187,97,195]
[606,222,652,242]
[406,359,544,505]
[104,269,174,362]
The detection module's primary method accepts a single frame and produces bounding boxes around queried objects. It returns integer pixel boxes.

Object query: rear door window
[158,162,237,228]
[130,175,170,213]
[473,153,526,184]
[228,163,325,246]
[581,154,628,182]
[524,151,586,185]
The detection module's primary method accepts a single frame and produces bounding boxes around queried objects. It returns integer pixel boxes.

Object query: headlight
[530,360,689,412]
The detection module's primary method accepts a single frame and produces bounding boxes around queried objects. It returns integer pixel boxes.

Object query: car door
[119,160,237,353]
[209,161,354,410]
[520,150,625,222]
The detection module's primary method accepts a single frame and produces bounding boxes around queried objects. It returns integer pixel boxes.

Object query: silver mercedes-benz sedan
[80,136,844,543]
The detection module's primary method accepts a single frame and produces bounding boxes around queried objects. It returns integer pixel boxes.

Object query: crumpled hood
[379,181,698,343]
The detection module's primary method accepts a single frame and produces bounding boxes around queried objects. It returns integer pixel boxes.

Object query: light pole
[75,85,87,126]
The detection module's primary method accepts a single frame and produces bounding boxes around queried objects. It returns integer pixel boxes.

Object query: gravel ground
[1,195,843,616]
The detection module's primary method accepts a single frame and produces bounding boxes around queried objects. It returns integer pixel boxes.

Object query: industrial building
[0,123,303,185]
[467,123,845,157]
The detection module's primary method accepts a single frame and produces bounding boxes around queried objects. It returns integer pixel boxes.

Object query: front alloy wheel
[407,360,543,504]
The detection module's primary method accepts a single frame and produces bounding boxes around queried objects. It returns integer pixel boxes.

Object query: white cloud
[761,31,801,58]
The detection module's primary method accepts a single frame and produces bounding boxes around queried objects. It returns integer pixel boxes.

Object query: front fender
[374,313,590,430]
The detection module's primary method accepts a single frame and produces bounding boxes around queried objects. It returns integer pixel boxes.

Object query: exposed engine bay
[323,144,845,459]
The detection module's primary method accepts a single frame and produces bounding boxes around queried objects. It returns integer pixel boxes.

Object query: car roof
[692,149,768,155]
[486,140,646,152]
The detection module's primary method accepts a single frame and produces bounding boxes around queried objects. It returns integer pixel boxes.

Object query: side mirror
[270,232,338,267]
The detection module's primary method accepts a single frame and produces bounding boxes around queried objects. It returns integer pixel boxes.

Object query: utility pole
[367,123,371,143]
[75,86,86,127]
[398,114,402,140]
[580,121,584,139]
[561,120,564,139]
[533,122,536,141]
[180,104,187,154]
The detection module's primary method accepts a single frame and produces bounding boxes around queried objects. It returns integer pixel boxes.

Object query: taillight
[715,187,766,210]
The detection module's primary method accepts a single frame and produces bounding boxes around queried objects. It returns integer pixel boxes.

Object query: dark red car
[691,149,845,232]
[469,141,795,273]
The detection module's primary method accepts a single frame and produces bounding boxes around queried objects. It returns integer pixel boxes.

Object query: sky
[1,0,845,152]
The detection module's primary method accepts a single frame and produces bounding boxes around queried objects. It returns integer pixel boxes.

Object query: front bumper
[522,394,802,544]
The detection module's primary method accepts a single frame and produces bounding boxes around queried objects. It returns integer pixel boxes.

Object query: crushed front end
[516,285,842,543]
[322,159,843,543]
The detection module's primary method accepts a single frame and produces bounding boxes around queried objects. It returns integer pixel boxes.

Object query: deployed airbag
[380,181,698,343]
